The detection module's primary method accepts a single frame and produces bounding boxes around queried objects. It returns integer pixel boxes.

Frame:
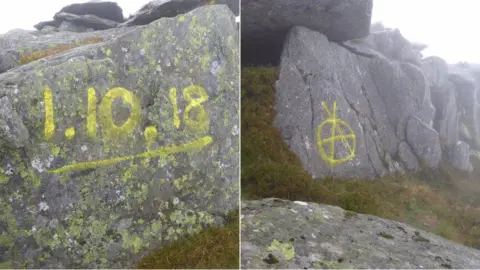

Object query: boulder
[0,5,239,269]
[406,116,442,169]
[450,141,473,172]
[421,56,448,88]
[119,0,239,27]
[55,1,124,23]
[54,12,119,30]
[397,141,420,171]
[241,0,373,65]
[431,81,458,146]
[275,26,438,179]
[241,198,480,269]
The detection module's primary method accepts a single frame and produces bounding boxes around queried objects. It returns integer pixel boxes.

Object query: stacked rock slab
[34,1,124,33]
[0,5,239,268]
[241,0,373,66]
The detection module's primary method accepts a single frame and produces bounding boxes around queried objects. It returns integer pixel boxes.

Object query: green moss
[378,232,394,239]
[267,239,295,261]
[137,210,239,269]
[344,210,357,218]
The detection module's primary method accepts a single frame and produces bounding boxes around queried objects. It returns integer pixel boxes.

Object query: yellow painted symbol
[169,87,180,128]
[44,87,55,140]
[316,101,356,167]
[144,126,157,151]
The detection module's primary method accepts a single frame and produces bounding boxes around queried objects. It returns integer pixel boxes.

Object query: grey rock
[40,26,58,34]
[0,96,29,148]
[275,26,435,179]
[34,20,62,31]
[406,116,442,168]
[242,0,373,65]
[120,0,239,27]
[460,122,472,141]
[241,198,480,269]
[58,20,92,33]
[450,141,473,172]
[421,56,448,88]
[54,12,118,30]
[55,1,124,23]
[398,141,420,171]
[0,5,239,268]
[431,81,458,146]
[449,72,480,148]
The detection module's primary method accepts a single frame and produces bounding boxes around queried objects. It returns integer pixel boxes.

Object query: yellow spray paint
[316,101,356,167]
[87,87,97,138]
[43,84,214,173]
[98,87,141,141]
[44,87,55,139]
[169,87,180,128]
[48,136,213,174]
[183,85,209,134]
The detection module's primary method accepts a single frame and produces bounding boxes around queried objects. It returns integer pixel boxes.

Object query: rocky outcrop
[119,0,239,27]
[241,0,373,66]
[274,26,438,179]
[0,5,239,269]
[241,198,480,269]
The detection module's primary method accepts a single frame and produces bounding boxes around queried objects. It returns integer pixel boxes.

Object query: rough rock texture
[0,5,239,269]
[450,141,473,172]
[54,12,119,30]
[55,1,124,23]
[0,27,130,74]
[241,198,480,269]
[406,116,442,168]
[274,26,439,179]
[241,0,373,66]
[119,0,239,27]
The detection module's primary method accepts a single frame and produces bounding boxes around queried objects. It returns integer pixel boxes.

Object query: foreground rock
[0,5,239,268]
[275,26,436,179]
[241,0,373,66]
[120,0,239,27]
[241,198,480,269]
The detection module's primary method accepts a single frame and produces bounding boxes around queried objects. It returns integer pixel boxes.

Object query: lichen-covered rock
[0,5,239,269]
[241,198,480,269]
[241,0,373,65]
[120,0,239,27]
[406,116,442,168]
[275,26,436,179]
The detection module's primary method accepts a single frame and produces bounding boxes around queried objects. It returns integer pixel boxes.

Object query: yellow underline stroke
[48,136,213,174]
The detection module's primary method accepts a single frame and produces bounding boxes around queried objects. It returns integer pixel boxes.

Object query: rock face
[274,26,438,179]
[241,0,373,66]
[119,0,239,27]
[241,198,480,269]
[55,1,124,23]
[0,5,239,269]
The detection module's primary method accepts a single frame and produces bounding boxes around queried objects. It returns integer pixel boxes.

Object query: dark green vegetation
[137,210,239,269]
[241,66,480,249]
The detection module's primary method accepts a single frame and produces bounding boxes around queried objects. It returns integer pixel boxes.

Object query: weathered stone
[34,20,62,31]
[431,81,458,146]
[241,198,480,269]
[241,0,373,65]
[367,29,422,66]
[398,141,420,171]
[450,141,473,172]
[119,0,239,27]
[54,12,118,30]
[0,5,239,269]
[406,116,442,168]
[421,56,448,88]
[55,1,124,23]
[0,96,29,148]
[58,20,92,32]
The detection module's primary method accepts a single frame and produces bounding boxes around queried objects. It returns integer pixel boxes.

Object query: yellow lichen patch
[137,210,239,269]
[19,37,104,65]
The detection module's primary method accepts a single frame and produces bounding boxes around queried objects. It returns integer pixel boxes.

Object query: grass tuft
[137,210,239,269]
[18,37,104,65]
[241,66,480,250]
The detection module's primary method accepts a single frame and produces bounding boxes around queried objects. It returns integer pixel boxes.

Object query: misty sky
[0,0,478,64]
